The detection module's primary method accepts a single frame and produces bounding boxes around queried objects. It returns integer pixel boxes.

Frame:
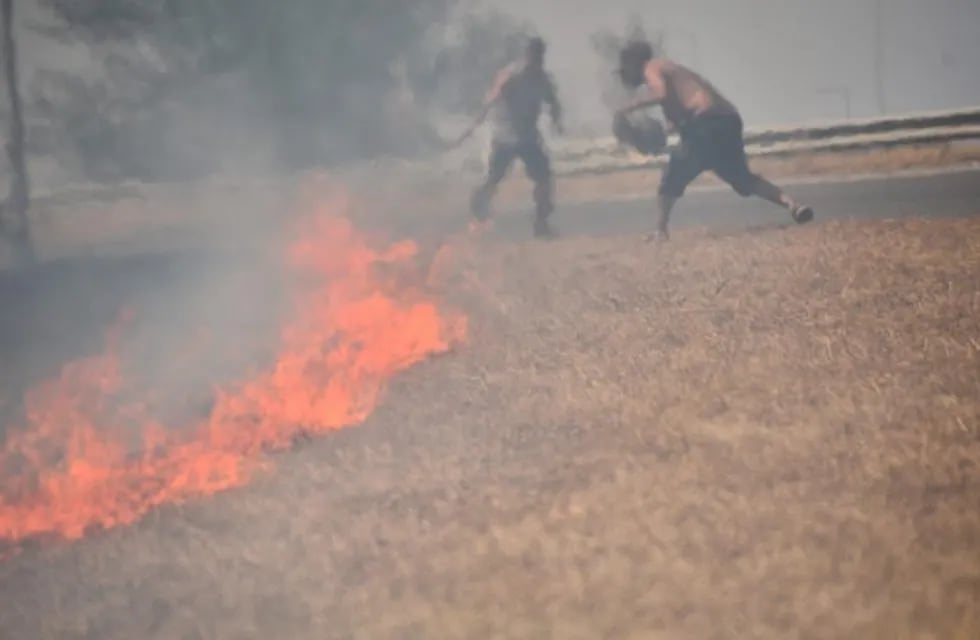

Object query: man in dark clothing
[458,37,564,239]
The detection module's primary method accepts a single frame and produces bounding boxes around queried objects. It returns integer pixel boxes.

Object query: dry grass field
[1,208,978,638]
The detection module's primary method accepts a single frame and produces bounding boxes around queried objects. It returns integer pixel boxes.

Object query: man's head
[525,36,547,69]
[617,40,654,88]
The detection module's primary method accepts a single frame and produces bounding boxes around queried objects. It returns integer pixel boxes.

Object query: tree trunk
[1,0,36,266]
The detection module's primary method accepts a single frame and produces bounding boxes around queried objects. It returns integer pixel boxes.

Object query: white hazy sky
[489,0,980,129]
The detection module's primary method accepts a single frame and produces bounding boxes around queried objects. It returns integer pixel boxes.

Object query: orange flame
[0,184,467,547]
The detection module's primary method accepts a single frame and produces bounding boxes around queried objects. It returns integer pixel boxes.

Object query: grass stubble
[0,198,978,638]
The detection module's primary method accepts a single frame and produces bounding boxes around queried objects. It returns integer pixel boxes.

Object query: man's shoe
[791,205,815,224]
[644,226,669,243]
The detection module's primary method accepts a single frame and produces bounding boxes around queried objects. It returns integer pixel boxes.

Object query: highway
[491,167,980,239]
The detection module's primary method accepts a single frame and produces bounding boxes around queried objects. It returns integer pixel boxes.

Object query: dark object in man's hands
[612,112,667,156]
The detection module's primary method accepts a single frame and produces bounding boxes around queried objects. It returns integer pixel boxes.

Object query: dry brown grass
[1,215,979,639]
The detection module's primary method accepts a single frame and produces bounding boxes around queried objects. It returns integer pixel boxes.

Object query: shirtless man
[457,37,564,238]
[614,40,814,240]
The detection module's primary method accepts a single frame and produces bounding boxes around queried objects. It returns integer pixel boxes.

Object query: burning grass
[0,182,465,546]
[0,213,979,638]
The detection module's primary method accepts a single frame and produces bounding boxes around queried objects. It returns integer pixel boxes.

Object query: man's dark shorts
[660,112,757,198]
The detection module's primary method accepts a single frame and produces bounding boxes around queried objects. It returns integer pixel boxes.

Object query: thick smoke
[7,0,538,188]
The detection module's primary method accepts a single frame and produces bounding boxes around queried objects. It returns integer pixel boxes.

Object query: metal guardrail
[389,106,980,180]
[552,106,980,163]
[25,107,980,203]
[559,124,980,177]
[743,105,980,144]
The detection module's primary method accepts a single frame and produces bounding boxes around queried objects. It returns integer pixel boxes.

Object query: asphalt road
[492,167,980,239]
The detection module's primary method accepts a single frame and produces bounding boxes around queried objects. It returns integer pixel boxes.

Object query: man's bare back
[642,58,737,129]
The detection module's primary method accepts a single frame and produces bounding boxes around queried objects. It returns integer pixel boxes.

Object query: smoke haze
[4,0,979,189]
[493,0,980,128]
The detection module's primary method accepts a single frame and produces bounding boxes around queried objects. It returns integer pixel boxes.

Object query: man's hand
[616,102,640,118]
[618,91,661,118]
